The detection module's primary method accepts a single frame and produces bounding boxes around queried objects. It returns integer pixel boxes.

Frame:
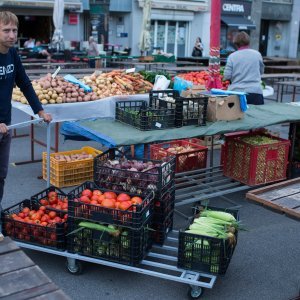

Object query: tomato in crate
[31,186,68,213]
[2,199,67,250]
[68,181,154,229]
[150,139,208,173]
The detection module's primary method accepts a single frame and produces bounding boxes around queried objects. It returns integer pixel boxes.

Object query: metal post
[207,0,222,90]
[46,123,51,187]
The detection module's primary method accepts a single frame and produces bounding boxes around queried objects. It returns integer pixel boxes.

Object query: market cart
[7,100,299,298]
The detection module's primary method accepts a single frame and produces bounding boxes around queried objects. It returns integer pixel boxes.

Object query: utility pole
[207,0,222,89]
[250,0,263,51]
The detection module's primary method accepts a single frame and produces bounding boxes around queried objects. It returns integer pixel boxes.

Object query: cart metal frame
[16,230,216,298]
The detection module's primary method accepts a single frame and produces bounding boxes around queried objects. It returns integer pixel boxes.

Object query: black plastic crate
[31,185,68,213]
[153,183,175,222]
[176,95,208,126]
[149,90,179,110]
[149,90,208,127]
[93,148,175,196]
[67,181,154,229]
[2,199,67,250]
[115,100,177,131]
[151,210,174,245]
[67,218,152,266]
[177,206,239,275]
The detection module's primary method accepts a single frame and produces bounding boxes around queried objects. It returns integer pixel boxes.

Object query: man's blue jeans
[0,130,12,231]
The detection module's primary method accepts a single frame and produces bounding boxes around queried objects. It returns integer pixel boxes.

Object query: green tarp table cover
[61,103,300,147]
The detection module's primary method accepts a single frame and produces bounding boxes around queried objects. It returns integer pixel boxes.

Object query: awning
[221,16,256,30]
[0,0,82,12]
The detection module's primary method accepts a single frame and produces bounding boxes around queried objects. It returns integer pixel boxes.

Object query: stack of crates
[66,181,154,266]
[93,148,176,245]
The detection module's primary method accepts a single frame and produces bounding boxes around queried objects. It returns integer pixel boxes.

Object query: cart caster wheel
[188,286,204,299]
[66,260,83,275]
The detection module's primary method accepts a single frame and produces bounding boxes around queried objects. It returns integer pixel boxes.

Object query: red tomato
[80,195,90,203]
[81,189,93,198]
[117,193,131,202]
[93,190,102,196]
[131,196,143,205]
[103,191,117,200]
[119,201,132,211]
[101,198,115,209]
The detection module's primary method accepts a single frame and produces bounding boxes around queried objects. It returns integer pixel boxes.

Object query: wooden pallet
[0,237,70,299]
[246,178,300,219]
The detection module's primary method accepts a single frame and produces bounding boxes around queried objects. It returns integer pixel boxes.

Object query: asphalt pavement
[2,90,300,300]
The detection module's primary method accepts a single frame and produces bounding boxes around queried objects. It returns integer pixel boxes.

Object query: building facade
[0,0,89,48]
[108,0,210,57]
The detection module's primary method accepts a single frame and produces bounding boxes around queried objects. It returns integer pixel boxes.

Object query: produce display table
[11,94,148,165]
[0,237,70,299]
[277,81,300,103]
[61,103,300,147]
[12,94,148,123]
[265,65,300,74]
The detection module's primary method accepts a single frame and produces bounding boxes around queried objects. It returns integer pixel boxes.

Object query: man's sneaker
[0,232,4,241]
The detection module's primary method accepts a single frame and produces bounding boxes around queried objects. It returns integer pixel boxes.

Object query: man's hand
[38,110,52,123]
[0,123,8,134]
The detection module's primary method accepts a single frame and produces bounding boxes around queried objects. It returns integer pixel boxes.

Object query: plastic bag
[64,74,92,93]
[173,76,193,94]
[153,75,170,90]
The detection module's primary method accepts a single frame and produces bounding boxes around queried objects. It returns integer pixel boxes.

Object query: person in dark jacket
[0,11,52,241]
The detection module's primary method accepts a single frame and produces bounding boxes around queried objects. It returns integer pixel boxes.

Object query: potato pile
[54,152,93,162]
[12,74,98,105]
[82,70,153,99]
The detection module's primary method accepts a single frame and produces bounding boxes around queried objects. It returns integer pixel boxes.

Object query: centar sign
[222,3,244,13]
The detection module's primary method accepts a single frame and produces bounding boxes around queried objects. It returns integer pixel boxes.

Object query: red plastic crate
[222,132,290,186]
[150,140,208,173]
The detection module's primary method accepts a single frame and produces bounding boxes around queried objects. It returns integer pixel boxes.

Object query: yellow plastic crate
[42,146,102,188]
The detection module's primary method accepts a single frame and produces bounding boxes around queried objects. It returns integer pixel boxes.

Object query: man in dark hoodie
[0,11,52,241]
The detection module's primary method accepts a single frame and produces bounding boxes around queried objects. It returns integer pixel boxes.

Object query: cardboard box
[207,95,244,122]
[180,85,206,97]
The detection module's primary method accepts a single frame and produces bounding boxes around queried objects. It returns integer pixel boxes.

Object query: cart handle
[7,118,44,130]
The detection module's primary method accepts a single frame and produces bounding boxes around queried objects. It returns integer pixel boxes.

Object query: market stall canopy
[221,16,256,30]
[0,0,82,11]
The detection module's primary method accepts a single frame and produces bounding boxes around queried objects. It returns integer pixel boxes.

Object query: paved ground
[2,89,300,300]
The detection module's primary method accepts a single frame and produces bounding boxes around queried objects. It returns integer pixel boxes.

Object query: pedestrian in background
[192,37,203,57]
[223,31,265,105]
[87,36,99,68]
[32,40,51,60]
[0,11,52,241]
[24,37,35,48]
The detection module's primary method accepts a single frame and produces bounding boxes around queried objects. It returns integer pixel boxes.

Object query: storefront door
[151,20,189,57]
[259,20,269,56]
